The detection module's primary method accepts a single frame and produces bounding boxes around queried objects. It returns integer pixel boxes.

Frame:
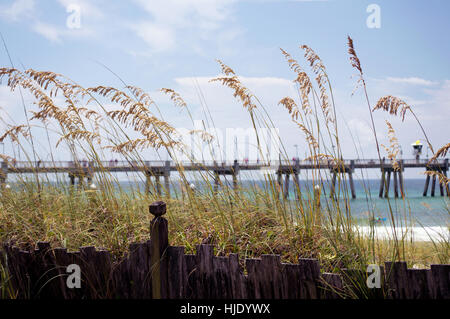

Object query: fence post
[149,201,169,299]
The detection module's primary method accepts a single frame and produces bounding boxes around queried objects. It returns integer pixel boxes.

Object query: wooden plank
[426,267,437,299]
[79,246,98,299]
[385,261,411,299]
[126,243,138,298]
[340,268,366,299]
[111,254,131,299]
[128,242,149,299]
[35,242,61,298]
[298,258,320,299]
[4,245,31,299]
[95,249,113,298]
[278,263,289,299]
[53,247,71,299]
[149,216,169,299]
[213,256,231,299]
[228,253,247,299]
[195,244,215,298]
[320,273,344,299]
[408,269,431,299]
[66,251,84,299]
[167,246,186,299]
[261,255,283,299]
[184,254,197,299]
[282,263,301,299]
[430,264,450,299]
[245,258,262,299]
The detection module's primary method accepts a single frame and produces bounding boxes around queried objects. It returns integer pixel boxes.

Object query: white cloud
[347,118,375,146]
[134,0,233,28]
[130,0,239,54]
[0,85,35,127]
[385,77,438,86]
[420,80,450,121]
[33,22,63,43]
[390,95,427,106]
[340,77,450,161]
[1,0,103,43]
[131,22,176,52]
[32,20,95,43]
[171,75,295,118]
[57,0,104,19]
[425,80,450,108]
[0,0,35,22]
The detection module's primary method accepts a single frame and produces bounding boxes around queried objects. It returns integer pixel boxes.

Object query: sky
[0,0,449,179]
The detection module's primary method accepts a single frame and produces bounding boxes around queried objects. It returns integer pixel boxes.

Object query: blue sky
[0,0,449,178]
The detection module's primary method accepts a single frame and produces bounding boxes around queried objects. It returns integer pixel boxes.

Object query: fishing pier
[0,158,448,198]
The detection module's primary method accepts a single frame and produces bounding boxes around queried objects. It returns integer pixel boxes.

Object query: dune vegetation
[0,37,449,298]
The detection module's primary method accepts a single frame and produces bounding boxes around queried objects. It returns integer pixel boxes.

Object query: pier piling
[422,161,448,197]
[284,174,290,199]
[431,174,436,197]
[399,168,405,197]
[330,172,337,198]
[379,170,385,198]
[348,171,356,199]
[423,174,430,196]
[384,171,391,198]
[393,171,398,198]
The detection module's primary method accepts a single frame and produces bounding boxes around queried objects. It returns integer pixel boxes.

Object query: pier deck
[1,158,448,198]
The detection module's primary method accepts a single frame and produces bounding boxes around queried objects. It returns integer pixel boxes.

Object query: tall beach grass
[0,37,448,298]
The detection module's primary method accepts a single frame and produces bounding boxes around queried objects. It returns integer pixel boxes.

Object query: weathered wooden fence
[1,201,449,299]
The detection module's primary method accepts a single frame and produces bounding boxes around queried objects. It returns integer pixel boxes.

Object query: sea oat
[280,48,312,115]
[0,125,30,143]
[189,129,215,143]
[278,97,301,120]
[347,36,363,75]
[106,137,179,153]
[161,88,187,108]
[211,61,256,111]
[373,96,411,121]
[429,142,450,163]
[295,121,319,150]
[381,121,400,171]
[300,45,333,123]
[346,36,366,96]
[126,85,155,107]
[216,59,236,76]
[304,153,336,165]
[56,130,100,147]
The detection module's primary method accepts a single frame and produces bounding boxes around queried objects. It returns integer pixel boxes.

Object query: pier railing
[1,158,447,170]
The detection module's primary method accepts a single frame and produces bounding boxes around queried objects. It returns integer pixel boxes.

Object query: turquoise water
[115,178,449,228]
[6,177,449,229]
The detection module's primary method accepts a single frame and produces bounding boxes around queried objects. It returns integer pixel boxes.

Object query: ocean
[5,176,450,241]
[119,177,449,241]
